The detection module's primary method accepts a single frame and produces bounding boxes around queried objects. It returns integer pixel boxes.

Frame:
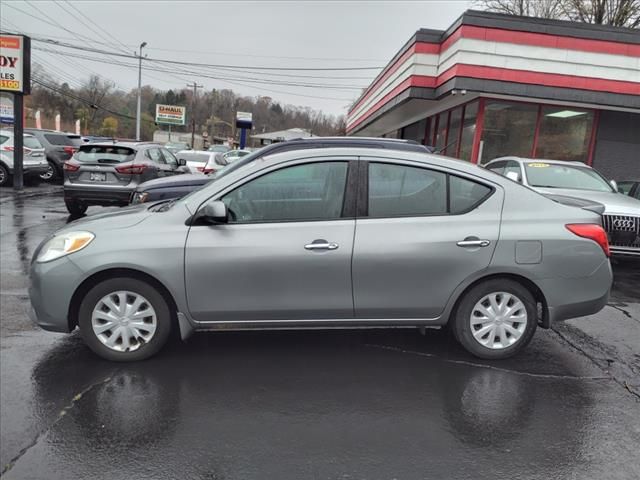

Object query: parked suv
[24,129,84,182]
[0,131,49,186]
[30,140,612,362]
[63,141,186,215]
[484,157,640,256]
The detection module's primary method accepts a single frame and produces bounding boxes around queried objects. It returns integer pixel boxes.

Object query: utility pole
[187,82,203,149]
[135,41,147,141]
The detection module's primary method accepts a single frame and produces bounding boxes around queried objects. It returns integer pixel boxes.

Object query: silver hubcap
[470,292,527,350]
[0,168,5,183]
[91,291,157,353]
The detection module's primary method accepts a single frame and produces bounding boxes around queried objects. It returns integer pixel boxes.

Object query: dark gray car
[30,141,612,362]
[63,142,186,215]
[24,128,84,182]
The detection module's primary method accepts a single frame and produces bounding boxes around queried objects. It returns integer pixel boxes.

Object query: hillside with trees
[26,68,347,140]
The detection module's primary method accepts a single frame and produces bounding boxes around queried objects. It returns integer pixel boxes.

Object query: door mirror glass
[505,171,521,182]
[609,179,618,192]
[178,158,187,166]
[199,201,228,224]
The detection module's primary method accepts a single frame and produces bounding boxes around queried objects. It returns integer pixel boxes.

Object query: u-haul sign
[0,34,30,94]
[155,104,186,126]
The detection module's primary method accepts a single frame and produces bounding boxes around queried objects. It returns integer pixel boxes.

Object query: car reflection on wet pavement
[1,187,639,480]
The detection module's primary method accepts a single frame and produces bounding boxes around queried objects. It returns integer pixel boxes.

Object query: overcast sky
[2,0,471,116]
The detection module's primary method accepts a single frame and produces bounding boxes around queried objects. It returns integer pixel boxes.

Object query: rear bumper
[64,185,134,206]
[540,259,613,323]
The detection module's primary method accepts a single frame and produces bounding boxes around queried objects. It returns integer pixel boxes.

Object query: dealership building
[347,11,640,179]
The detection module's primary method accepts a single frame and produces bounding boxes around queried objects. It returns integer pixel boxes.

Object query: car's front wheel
[0,164,11,187]
[452,279,537,360]
[78,277,173,361]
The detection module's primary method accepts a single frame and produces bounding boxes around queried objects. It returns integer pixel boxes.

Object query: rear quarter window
[23,136,43,149]
[449,175,492,214]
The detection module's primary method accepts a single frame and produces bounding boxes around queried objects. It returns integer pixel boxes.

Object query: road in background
[1,187,639,479]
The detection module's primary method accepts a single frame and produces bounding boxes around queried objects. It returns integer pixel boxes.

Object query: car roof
[488,157,592,168]
[0,130,36,137]
[79,141,160,149]
[24,128,81,136]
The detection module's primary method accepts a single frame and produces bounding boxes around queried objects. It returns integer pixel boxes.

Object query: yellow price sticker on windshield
[527,163,550,168]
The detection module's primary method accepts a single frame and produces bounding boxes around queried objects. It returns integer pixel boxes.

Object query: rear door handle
[305,241,339,251]
[457,239,491,248]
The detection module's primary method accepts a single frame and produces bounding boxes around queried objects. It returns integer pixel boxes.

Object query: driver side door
[184,159,357,323]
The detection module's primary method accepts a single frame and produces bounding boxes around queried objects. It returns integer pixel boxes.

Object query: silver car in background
[30,143,612,362]
[484,158,640,256]
[0,131,49,187]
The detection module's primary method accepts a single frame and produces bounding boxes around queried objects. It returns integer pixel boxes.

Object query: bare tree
[562,0,640,27]
[473,0,566,18]
[475,0,640,27]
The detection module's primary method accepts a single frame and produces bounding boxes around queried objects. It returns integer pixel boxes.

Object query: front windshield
[524,162,613,192]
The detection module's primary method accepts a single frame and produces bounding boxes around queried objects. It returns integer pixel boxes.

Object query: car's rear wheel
[0,164,11,187]
[65,199,88,216]
[39,161,58,182]
[452,279,537,359]
[78,277,172,361]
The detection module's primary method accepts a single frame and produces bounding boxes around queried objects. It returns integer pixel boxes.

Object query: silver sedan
[29,144,612,361]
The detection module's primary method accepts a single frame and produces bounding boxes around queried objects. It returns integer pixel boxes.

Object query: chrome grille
[602,214,640,249]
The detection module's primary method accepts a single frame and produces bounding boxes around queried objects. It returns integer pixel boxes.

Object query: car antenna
[434,138,458,155]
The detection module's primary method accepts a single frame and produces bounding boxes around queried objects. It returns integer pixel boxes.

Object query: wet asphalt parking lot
[1,185,639,480]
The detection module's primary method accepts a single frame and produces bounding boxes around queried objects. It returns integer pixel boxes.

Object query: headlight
[37,231,95,263]
[131,192,148,204]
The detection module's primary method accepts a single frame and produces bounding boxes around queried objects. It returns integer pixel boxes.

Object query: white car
[484,157,640,256]
[0,131,49,187]
[175,150,225,174]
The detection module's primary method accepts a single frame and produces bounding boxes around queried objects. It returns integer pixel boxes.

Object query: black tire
[39,160,59,182]
[78,277,173,362]
[65,199,88,216]
[452,279,537,360]
[0,164,11,187]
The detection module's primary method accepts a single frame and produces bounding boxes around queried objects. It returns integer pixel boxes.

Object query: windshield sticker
[527,163,550,168]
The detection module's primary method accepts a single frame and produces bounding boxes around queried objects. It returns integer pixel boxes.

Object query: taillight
[63,161,80,172]
[63,146,77,156]
[2,146,14,151]
[196,166,214,174]
[115,164,147,175]
[566,224,610,257]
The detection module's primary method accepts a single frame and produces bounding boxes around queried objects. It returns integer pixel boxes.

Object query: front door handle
[305,240,339,251]
[457,238,491,248]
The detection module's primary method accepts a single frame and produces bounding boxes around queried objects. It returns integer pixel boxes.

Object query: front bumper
[64,185,134,206]
[29,256,84,333]
[610,246,640,257]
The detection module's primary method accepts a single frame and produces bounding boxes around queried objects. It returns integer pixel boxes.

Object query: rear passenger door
[145,148,173,178]
[352,159,503,319]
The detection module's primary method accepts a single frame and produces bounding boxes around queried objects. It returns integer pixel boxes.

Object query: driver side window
[221,162,348,223]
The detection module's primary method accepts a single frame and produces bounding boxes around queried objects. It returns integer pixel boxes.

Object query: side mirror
[198,201,228,224]
[609,179,618,192]
[505,171,521,183]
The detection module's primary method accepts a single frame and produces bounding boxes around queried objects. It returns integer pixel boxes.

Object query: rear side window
[368,163,492,217]
[44,134,78,146]
[76,146,135,163]
[368,163,447,217]
[0,135,8,145]
[23,136,43,149]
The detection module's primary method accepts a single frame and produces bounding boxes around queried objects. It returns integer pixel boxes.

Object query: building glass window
[479,101,538,165]
[401,118,427,144]
[435,112,448,151]
[535,107,594,161]
[445,107,463,157]
[459,101,478,162]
